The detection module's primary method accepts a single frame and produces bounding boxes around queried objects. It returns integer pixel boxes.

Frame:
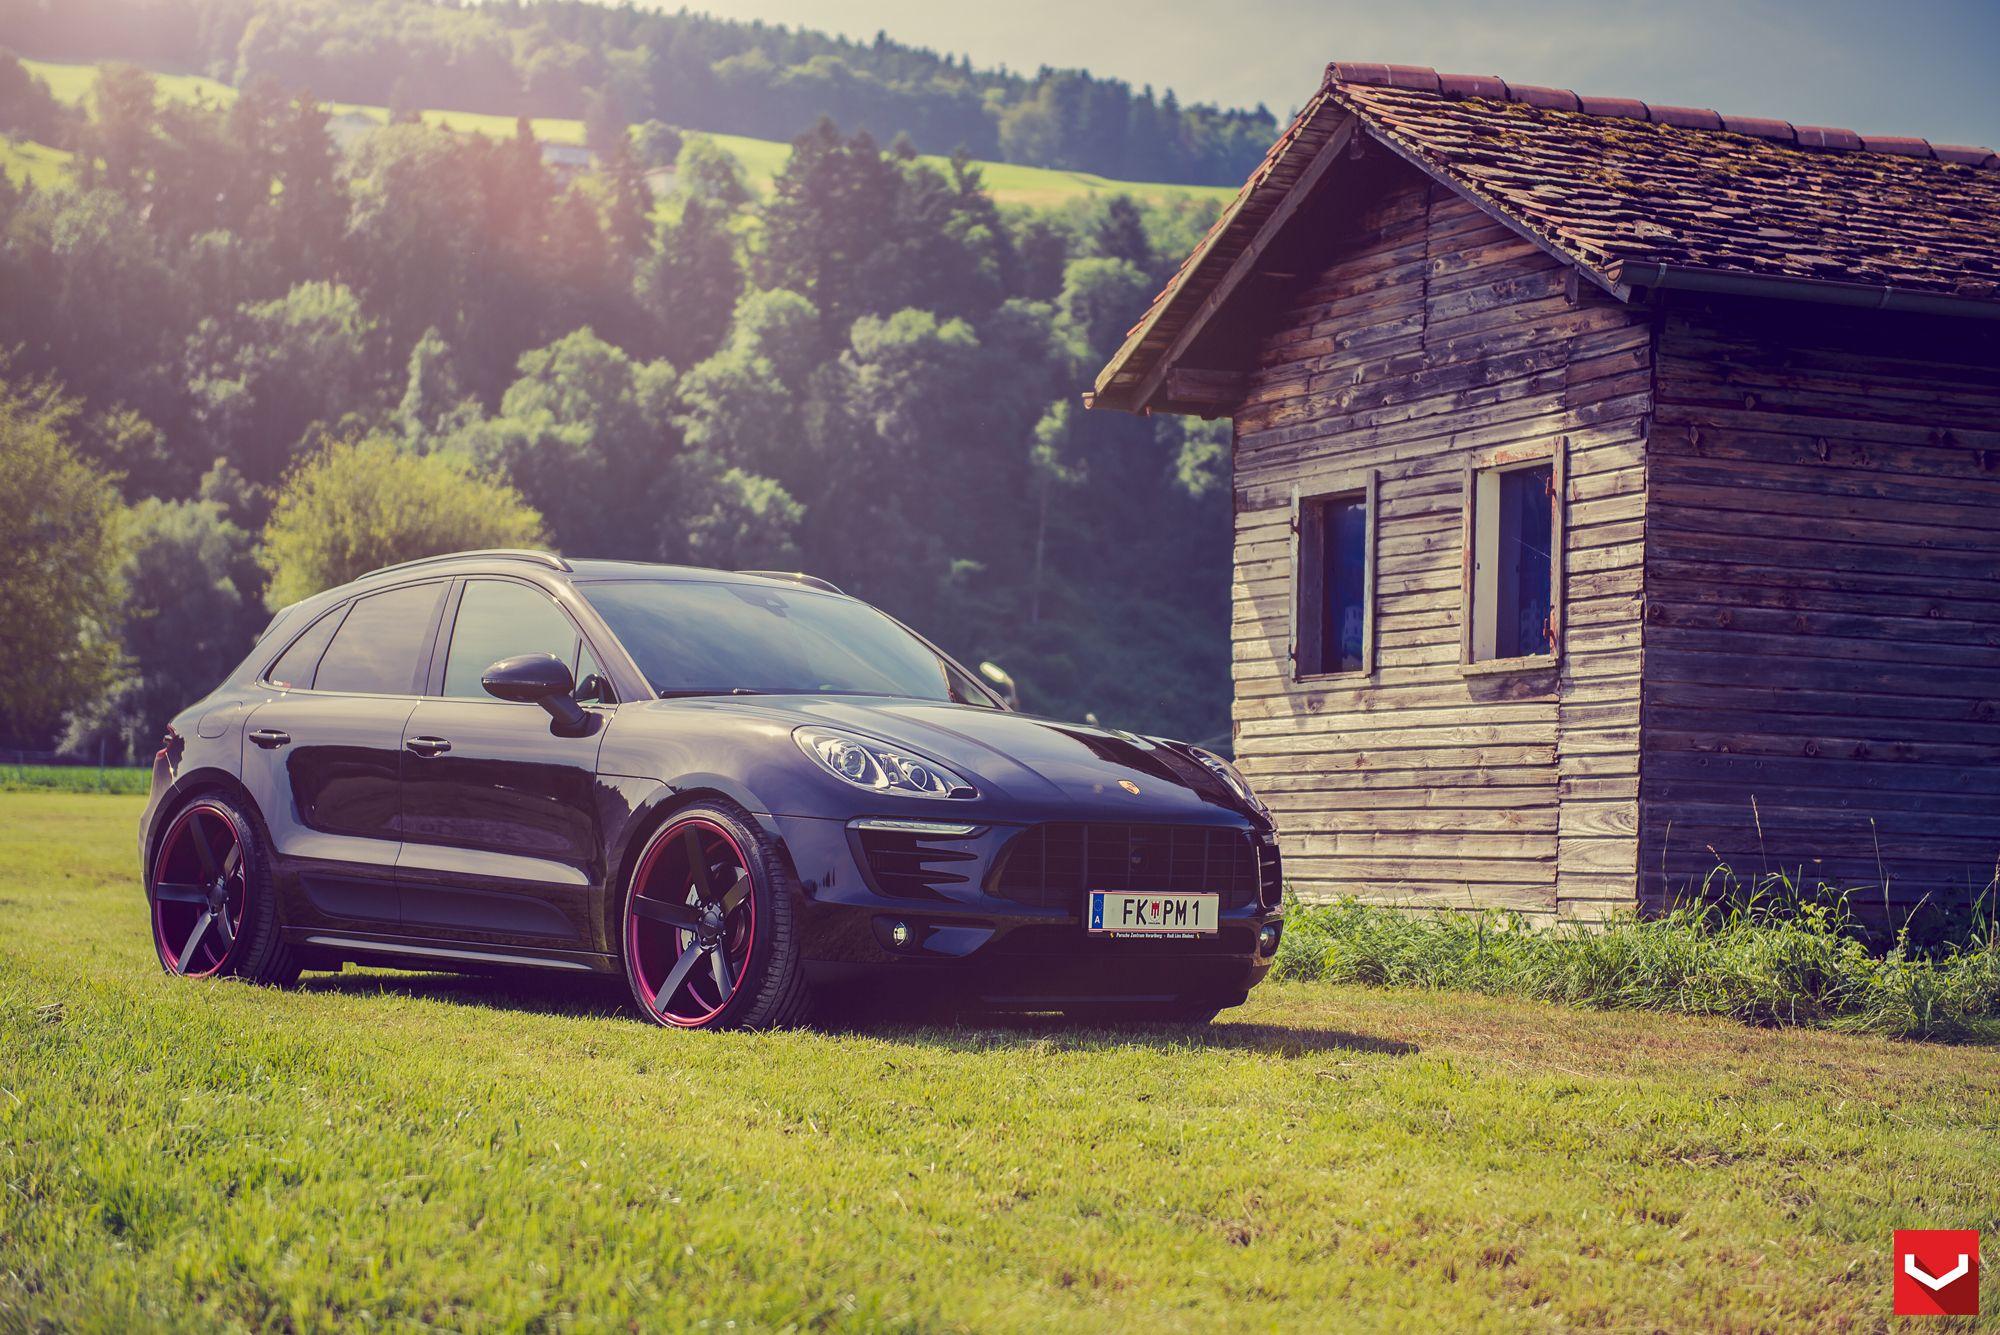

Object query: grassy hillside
[4,791,1997,1328]
[16,58,1239,210]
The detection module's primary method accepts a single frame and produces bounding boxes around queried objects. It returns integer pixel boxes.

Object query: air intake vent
[1256,836,1283,910]
[990,823,1261,912]
[856,829,978,900]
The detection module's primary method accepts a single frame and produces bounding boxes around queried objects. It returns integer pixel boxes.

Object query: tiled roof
[1333,63,2000,300]
[1091,62,2000,412]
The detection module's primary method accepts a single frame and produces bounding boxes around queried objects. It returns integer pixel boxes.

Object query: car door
[241,580,450,933]
[396,576,612,950]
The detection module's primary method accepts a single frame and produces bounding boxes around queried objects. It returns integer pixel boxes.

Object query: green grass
[2,793,1997,1329]
[1275,894,2000,1042]
[20,58,1237,210]
[0,135,74,189]
[0,763,150,795]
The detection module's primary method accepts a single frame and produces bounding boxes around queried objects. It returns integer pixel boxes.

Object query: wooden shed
[1090,62,2000,921]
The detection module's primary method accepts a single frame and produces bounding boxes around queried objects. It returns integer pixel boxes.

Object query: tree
[0,387,124,744]
[674,135,751,209]
[1090,195,1154,270]
[632,119,684,171]
[62,496,260,763]
[0,49,71,142]
[185,280,384,484]
[257,437,545,607]
[634,196,741,367]
[396,326,473,444]
[1056,257,1152,363]
[456,328,679,556]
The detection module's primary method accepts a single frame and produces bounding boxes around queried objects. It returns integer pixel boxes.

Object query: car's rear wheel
[621,803,811,1030]
[149,795,299,986]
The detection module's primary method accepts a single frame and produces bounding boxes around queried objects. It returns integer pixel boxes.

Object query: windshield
[579,580,999,707]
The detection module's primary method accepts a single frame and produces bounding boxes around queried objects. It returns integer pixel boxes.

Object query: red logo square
[1894,1229,1980,1316]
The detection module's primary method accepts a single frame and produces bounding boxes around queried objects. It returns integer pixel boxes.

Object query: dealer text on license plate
[1087,891,1219,937]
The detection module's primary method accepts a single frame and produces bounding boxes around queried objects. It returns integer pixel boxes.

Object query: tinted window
[442,580,582,699]
[1298,491,1367,675]
[265,605,347,689]
[1494,465,1553,659]
[580,580,995,706]
[312,583,445,695]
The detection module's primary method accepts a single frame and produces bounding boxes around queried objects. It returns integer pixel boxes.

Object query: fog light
[889,921,912,948]
[1258,923,1282,956]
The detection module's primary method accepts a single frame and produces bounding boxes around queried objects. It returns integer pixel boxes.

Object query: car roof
[326,550,844,598]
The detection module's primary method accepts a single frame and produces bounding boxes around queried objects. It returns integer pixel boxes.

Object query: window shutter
[1286,484,1302,677]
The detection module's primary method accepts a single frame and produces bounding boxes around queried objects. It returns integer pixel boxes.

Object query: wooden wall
[1228,158,1652,917]
[1641,304,2000,915]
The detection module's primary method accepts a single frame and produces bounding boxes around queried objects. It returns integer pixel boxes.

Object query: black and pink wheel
[150,802,249,977]
[147,794,299,986]
[621,805,812,1030]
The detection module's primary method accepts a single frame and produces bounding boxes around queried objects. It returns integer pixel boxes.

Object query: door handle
[406,736,452,757]
[249,729,290,749]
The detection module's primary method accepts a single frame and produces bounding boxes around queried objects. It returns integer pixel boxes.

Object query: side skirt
[281,927,619,975]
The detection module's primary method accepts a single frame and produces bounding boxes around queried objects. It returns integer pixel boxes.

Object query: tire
[619,801,812,1030]
[148,793,301,987]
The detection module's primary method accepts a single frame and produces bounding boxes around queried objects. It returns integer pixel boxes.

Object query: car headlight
[1188,745,1269,817]
[795,726,976,799]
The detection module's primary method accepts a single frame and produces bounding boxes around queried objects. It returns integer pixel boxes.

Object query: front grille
[989,823,1261,911]
[856,829,979,900]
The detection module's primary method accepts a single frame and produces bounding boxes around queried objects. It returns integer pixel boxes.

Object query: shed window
[1295,481,1373,677]
[1469,461,1556,662]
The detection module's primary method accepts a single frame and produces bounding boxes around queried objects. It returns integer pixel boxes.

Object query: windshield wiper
[654,687,766,698]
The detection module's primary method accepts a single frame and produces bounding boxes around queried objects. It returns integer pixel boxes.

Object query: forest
[4,0,1279,186]
[0,47,1238,764]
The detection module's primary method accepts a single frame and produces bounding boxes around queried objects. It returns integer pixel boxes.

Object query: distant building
[327,109,382,150]
[1091,62,2000,921]
[540,142,593,176]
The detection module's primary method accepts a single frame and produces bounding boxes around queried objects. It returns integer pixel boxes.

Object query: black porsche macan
[140,550,1283,1028]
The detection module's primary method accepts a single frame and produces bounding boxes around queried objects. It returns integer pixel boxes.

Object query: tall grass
[1273,883,2000,1042]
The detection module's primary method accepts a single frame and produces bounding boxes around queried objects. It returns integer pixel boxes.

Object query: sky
[667,0,2000,150]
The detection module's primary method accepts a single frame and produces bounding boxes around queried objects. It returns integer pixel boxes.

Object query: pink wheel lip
[151,802,247,978]
[626,816,758,1028]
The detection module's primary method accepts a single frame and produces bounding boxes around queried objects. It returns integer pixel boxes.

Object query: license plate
[1088,891,1220,937]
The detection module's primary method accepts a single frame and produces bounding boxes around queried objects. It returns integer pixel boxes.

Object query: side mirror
[482,653,588,734]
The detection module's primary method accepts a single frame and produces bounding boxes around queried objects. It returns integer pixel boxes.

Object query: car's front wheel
[148,794,299,986]
[620,802,812,1030]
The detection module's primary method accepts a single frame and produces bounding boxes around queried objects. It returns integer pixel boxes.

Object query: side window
[265,605,347,689]
[442,579,583,699]
[312,583,446,695]
[1468,460,1558,663]
[1293,475,1374,678]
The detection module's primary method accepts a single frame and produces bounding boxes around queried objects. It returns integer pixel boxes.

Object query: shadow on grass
[295,968,1416,1057]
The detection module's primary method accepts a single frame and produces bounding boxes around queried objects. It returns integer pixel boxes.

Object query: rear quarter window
[264,605,347,690]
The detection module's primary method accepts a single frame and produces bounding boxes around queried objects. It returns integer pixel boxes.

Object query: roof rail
[737,569,844,595]
[365,548,573,579]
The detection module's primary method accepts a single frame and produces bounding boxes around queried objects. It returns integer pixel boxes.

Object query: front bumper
[770,813,1282,1005]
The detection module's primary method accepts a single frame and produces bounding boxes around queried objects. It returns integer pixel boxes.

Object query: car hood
[634,695,1254,822]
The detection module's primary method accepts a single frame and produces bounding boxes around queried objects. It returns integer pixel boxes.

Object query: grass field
[17,58,1238,210]
[2,792,1995,1329]
[0,763,150,795]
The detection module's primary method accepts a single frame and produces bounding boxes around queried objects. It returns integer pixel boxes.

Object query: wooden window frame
[1459,438,1566,676]
[1288,470,1378,682]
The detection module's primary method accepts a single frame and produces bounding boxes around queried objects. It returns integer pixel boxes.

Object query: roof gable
[1092,62,2000,414]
